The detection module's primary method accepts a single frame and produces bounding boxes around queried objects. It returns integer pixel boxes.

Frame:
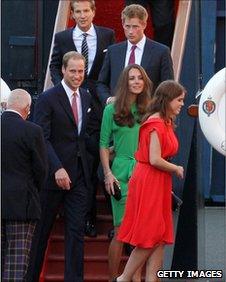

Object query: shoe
[85,221,97,237]
[108,228,115,239]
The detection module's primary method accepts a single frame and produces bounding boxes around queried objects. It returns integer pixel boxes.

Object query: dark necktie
[81,33,88,75]
[72,92,78,125]
[128,45,137,65]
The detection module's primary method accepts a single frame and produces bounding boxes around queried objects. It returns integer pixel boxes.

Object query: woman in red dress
[116,80,186,282]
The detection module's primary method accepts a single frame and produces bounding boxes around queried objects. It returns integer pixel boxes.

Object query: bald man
[0,79,11,113]
[1,89,47,281]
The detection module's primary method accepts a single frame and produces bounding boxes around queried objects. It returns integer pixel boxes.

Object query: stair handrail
[43,0,71,91]
[171,0,192,82]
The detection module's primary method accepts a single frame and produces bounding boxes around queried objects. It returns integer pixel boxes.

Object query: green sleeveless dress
[100,103,140,226]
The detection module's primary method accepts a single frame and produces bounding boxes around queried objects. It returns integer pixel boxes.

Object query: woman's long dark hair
[143,80,186,126]
[113,64,153,127]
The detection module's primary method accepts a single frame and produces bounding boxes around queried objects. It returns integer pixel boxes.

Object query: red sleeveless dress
[117,118,179,248]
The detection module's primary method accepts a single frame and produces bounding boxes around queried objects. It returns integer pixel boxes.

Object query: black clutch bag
[112,182,122,201]
[172,191,183,211]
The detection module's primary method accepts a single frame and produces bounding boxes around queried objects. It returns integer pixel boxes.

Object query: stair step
[44,256,128,277]
[49,235,110,256]
[43,274,109,282]
[96,194,112,214]
[96,215,113,234]
[41,180,115,281]
[52,215,113,236]
[47,254,128,261]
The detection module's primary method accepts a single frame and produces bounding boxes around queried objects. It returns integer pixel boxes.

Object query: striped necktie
[81,33,88,75]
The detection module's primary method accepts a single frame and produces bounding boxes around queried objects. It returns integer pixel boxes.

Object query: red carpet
[40,187,124,282]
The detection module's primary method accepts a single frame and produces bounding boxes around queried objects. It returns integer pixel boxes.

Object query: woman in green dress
[100,64,153,281]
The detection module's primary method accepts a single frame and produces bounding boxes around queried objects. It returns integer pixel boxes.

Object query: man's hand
[55,168,71,190]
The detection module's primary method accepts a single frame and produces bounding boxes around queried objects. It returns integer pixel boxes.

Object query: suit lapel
[57,84,89,135]
[89,26,101,76]
[118,42,127,72]
[141,39,154,70]
[67,27,78,51]
[79,88,89,135]
[57,84,76,125]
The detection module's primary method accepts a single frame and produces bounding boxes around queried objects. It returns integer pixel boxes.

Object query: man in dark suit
[97,4,174,106]
[50,0,115,236]
[30,51,92,282]
[125,0,175,48]
[1,89,47,281]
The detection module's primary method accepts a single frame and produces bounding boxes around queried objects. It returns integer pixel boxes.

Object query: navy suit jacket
[50,25,115,84]
[97,38,174,105]
[33,83,92,190]
[1,111,47,220]
[50,25,115,155]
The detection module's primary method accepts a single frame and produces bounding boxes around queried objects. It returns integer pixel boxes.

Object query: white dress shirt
[62,79,82,134]
[124,35,146,66]
[73,24,97,75]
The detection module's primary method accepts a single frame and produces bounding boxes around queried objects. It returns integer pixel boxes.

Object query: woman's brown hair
[113,64,153,127]
[143,80,186,125]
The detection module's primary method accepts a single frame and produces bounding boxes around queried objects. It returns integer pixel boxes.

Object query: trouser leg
[64,161,88,282]
[26,190,63,282]
[2,220,36,282]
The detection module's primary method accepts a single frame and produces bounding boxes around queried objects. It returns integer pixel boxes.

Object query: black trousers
[27,161,88,282]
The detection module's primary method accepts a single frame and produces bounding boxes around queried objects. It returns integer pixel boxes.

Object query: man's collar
[127,35,146,50]
[61,80,80,97]
[74,24,95,36]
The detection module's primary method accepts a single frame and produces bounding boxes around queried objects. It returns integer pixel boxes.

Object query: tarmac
[163,206,225,282]
[204,206,225,280]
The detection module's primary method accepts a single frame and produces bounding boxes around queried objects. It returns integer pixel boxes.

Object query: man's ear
[26,103,31,114]
[70,8,75,21]
[62,66,65,75]
[142,21,147,30]
[23,104,30,120]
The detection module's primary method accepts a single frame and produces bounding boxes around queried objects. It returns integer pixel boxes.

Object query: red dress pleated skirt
[118,118,179,248]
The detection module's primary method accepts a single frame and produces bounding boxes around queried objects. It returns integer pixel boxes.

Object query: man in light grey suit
[97,4,174,106]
